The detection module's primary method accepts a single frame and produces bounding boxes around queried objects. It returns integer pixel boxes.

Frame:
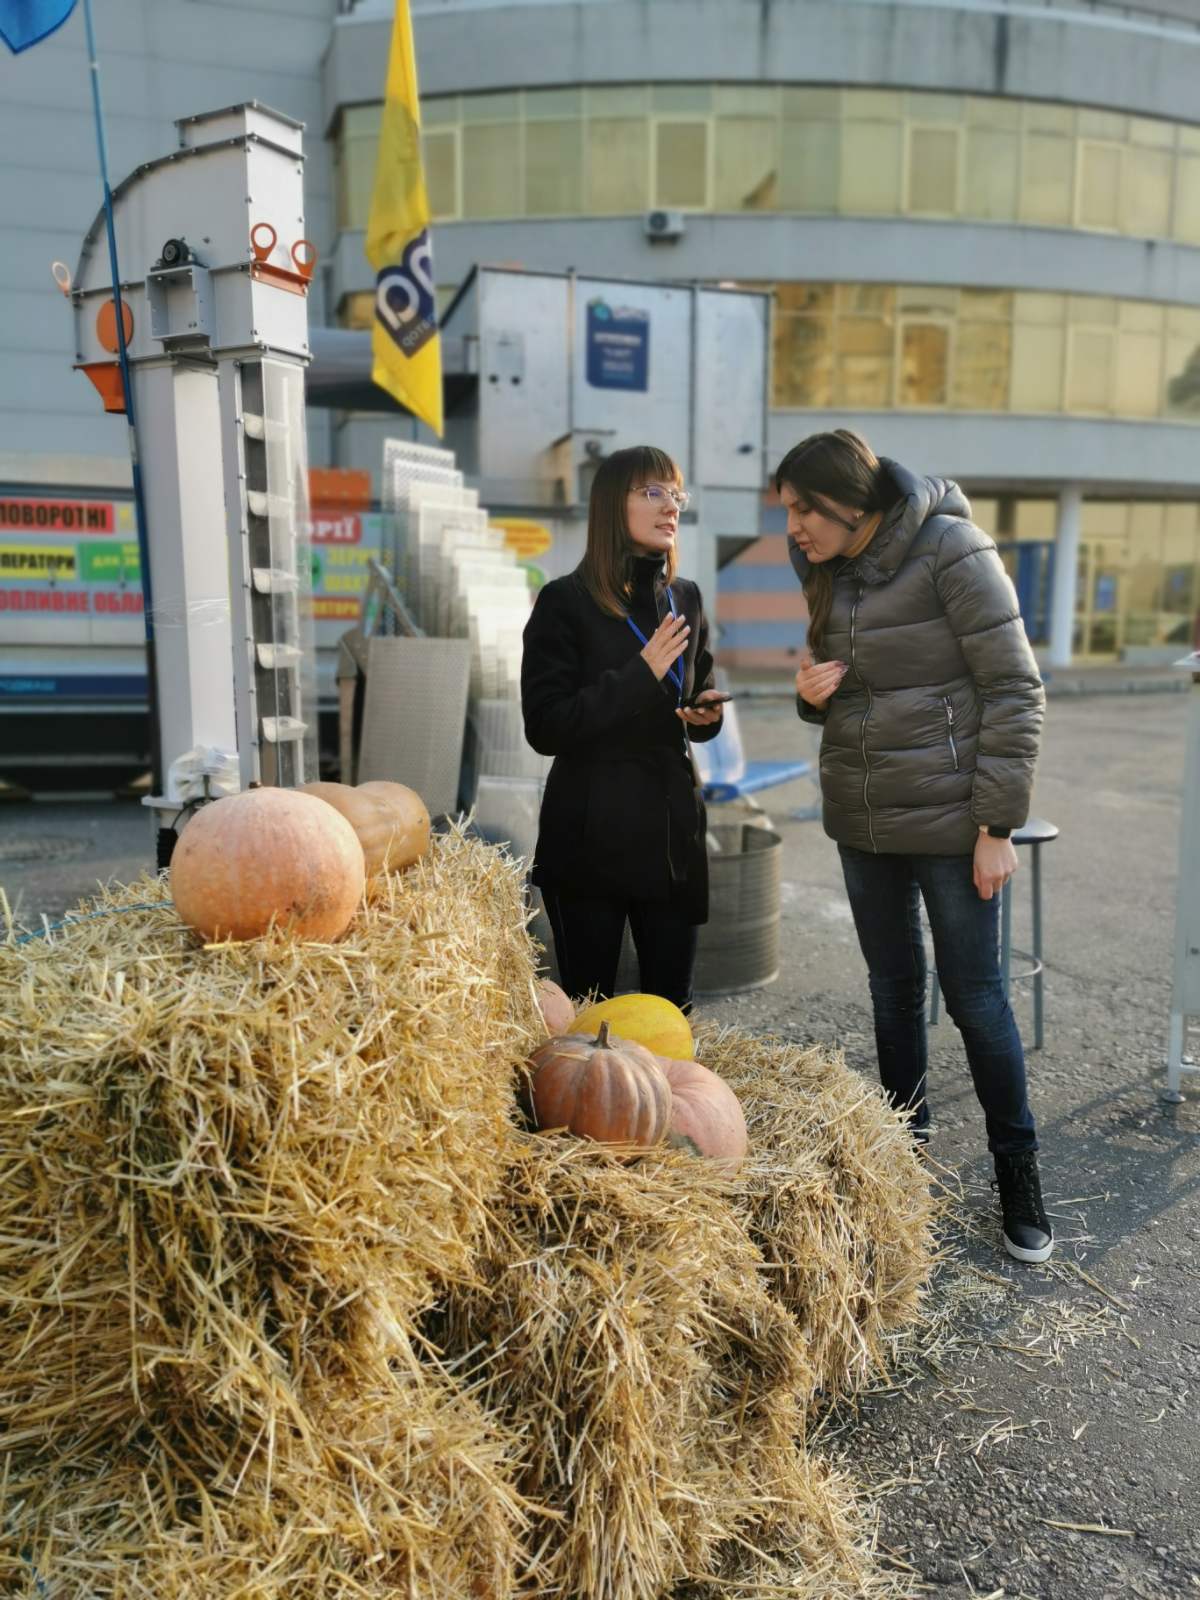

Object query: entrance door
[1074,540,1124,659]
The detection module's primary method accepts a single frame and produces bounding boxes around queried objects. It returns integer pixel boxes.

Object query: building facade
[3,0,1200,672]
[325,0,1200,667]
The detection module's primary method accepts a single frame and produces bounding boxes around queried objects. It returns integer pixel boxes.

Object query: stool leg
[1031,841,1044,1050]
[1000,878,1013,1000]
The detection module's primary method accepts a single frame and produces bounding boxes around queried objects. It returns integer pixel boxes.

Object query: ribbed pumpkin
[356,780,431,870]
[535,978,575,1035]
[526,1022,671,1148]
[660,1057,749,1169]
[569,993,694,1061]
[170,787,365,942]
[299,780,407,876]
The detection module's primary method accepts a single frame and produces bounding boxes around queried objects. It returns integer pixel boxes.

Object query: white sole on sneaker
[1002,1231,1054,1264]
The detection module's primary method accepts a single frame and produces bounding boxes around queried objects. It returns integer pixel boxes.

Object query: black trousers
[541,885,699,1013]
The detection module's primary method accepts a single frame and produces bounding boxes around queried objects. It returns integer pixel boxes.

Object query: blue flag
[0,0,78,53]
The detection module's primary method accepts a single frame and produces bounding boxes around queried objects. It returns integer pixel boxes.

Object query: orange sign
[494,517,553,561]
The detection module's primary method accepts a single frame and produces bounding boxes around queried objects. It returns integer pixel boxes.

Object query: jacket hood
[787,459,972,589]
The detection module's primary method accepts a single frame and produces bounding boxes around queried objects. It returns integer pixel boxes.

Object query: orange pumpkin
[536,978,575,1035]
[299,780,407,876]
[170,787,365,943]
[661,1057,748,1169]
[527,1021,671,1148]
[356,780,431,870]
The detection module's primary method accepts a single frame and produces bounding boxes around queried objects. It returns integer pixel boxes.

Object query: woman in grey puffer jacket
[781,429,1052,1264]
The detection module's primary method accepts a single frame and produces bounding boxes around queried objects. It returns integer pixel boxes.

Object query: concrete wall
[0,0,338,487]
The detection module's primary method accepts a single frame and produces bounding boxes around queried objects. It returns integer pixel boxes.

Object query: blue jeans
[838,845,1038,1156]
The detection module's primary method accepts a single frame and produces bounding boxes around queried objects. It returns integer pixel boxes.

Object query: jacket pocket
[942,696,960,772]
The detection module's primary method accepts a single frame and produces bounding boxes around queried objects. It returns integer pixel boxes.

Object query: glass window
[1114,330,1163,416]
[1069,295,1116,325]
[841,122,902,213]
[525,87,582,119]
[961,288,1013,321]
[773,313,834,407]
[421,96,457,127]
[462,122,522,218]
[1121,146,1172,237]
[586,117,649,213]
[1165,311,1200,417]
[908,126,960,213]
[1119,301,1164,334]
[837,284,895,316]
[714,85,778,116]
[850,90,904,119]
[776,283,834,314]
[1174,153,1200,245]
[585,86,649,117]
[1011,323,1065,411]
[900,322,950,405]
[652,84,712,114]
[714,117,779,211]
[460,91,519,124]
[1014,292,1066,326]
[1021,134,1074,225]
[782,87,840,119]
[1015,500,1058,540]
[778,119,839,211]
[906,92,963,122]
[835,316,894,407]
[423,129,458,220]
[964,128,1019,221]
[525,119,582,215]
[1078,143,1120,230]
[1067,328,1115,412]
[897,286,957,314]
[1079,109,1128,141]
[967,96,1021,130]
[954,319,1012,410]
[1130,115,1174,148]
[1024,102,1075,135]
[655,121,708,207]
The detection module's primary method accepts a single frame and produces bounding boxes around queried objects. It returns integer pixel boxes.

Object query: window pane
[837,284,895,315]
[655,121,708,207]
[841,123,902,213]
[336,130,378,231]
[908,126,960,213]
[460,91,519,124]
[652,84,712,114]
[773,313,833,407]
[1130,115,1174,148]
[961,288,1013,321]
[900,323,949,405]
[1114,330,1163,416]
[423,129,458,219]
[1173,153,1200,245]
[906,91,963,122]
[1014,291,1066,326]
[778,120,839,211]
[835,317,894,407]
[1025,102,1075,135]
[782,87,840,119]
[849,90,903,119]
[1079,143,1121,229]
[1067,329,1115,411]
[1079,108,1127,140]
[525,119,582,215]
[967,96,1021,130]
[1119,300,1164,334]
[585,86,648,117]
[715,85,778,116]
[954,319,1012,410]
[714,117,779,210]
[1165,334,1200,418]
[463,122,522,217]
[1011,324,1065,410]
[964,128,1019,221]
[422,95,456,127]
[338,291,374,331]
[525,87,582,119]
[1021,134,1074,225]
[897,286,957,314]
[776,283,834,314]
[586,118,648,212]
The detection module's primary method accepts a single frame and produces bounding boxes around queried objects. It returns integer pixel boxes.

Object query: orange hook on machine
[248,223,317,296]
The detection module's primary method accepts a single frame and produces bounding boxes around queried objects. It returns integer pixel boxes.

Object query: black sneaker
[992,1150,1054,1263]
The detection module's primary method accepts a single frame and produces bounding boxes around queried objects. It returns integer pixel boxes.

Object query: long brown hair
[774,430,892,657]
[579,445,681,618]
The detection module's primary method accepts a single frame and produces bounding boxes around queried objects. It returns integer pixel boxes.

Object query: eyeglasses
[635,483,691,512]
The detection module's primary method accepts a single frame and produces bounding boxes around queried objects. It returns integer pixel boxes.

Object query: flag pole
[81,0,164,809]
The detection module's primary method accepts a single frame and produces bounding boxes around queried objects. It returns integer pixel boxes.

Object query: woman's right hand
[795,650,847,709]
[640,613,690,681]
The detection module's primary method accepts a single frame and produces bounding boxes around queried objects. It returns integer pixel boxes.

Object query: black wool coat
[521,557,722,924]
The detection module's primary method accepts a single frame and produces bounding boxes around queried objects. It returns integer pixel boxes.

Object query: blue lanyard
[625,585,685,703]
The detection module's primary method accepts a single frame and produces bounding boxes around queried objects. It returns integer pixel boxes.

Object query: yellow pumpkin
[660,1057,748,1170]
[536,978,575,1035]
[526,1022,671,1148]
[300,781,407,876]
[356,780,431,870]
[569,993,694,1062]
[170,787,365,942]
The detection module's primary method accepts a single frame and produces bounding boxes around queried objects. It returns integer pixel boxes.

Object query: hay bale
[434,1136,813,1600]
[698,1025,938,1400]
[0,829,536,1595]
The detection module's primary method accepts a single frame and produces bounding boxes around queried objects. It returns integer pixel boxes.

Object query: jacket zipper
[850,582,877,852]
[943,696,960,772]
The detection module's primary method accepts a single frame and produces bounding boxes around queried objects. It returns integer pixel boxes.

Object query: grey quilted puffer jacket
[793,460,1044,855]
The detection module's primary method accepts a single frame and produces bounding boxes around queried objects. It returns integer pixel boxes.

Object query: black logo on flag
[375,230,438,359]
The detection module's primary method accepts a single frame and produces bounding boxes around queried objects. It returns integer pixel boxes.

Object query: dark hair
[579,445,682,618]
[774,430,892,656]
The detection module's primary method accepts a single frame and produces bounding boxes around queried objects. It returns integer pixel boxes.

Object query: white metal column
[1048,483,1082,670]
[1164,653,1200,1102]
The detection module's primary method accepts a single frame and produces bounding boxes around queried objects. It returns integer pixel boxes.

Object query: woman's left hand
[676,691,725,728]
[973,833,1018,901]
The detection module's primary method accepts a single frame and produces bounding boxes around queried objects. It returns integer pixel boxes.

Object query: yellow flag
[364,0,443,435]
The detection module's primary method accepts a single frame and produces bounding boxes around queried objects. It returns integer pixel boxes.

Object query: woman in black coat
[520,445,726,1011]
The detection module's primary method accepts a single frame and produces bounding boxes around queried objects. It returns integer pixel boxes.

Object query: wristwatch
[978,824,1012,839]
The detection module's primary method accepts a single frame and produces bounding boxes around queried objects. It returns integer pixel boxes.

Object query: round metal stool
[930,816,1059,1050]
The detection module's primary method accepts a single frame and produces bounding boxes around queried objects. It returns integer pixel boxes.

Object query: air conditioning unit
[644,209,686,241]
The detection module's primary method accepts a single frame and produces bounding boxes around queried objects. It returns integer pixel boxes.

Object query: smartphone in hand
[680,690,734,710]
